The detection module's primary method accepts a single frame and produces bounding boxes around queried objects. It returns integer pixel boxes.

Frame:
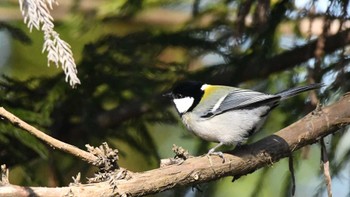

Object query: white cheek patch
[173,97,194,114]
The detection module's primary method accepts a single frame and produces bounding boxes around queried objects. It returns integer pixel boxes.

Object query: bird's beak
[162,92,173,98]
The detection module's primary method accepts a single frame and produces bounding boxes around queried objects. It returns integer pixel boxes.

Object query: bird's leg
[206,142,226,163]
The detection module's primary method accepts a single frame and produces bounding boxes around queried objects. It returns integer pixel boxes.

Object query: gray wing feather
[205,89,281,117]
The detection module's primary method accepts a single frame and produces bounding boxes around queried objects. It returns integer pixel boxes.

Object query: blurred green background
[0,0,350,196]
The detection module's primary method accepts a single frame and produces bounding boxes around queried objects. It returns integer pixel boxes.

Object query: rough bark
[1,94,350,197]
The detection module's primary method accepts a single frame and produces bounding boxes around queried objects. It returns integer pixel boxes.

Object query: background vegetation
[0,0,350,196]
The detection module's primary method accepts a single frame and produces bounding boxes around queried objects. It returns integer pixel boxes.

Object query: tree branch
[0,107,98,164]
[1,94,350,196]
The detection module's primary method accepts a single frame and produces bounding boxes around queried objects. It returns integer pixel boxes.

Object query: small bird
[165,81,322,159]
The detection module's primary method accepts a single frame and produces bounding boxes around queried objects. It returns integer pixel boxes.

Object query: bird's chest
[181,113,218,141]
[180,107,271,144]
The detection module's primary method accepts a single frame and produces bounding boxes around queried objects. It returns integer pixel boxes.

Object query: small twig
[160,144,193,167]
[320,138,333,197]
[0,107,98,164]
[288,155,296,196]
[0,164,9,185]
[172,144,192,160]
[69,173,81,187]
[86,143,119,171]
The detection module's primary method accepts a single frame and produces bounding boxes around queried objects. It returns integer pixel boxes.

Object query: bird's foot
[206,148,226,163]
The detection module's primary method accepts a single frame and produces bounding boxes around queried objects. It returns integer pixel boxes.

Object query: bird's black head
[171,81,204,99]
[165,81,205,115]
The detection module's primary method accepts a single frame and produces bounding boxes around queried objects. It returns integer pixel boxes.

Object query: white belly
[181,107,269,146]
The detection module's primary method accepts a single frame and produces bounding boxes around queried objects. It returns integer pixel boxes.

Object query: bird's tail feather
[277,83,323,100]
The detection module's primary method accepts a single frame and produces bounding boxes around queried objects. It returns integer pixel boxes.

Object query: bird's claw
[206,151,226,163]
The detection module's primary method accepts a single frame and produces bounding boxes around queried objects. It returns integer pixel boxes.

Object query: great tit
[165,81,322,159]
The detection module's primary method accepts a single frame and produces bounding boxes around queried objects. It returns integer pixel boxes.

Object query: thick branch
[0,107,98,164]
[1,94,350,196]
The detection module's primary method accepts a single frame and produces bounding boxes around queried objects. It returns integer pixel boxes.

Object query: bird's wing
[201,89,281,118]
